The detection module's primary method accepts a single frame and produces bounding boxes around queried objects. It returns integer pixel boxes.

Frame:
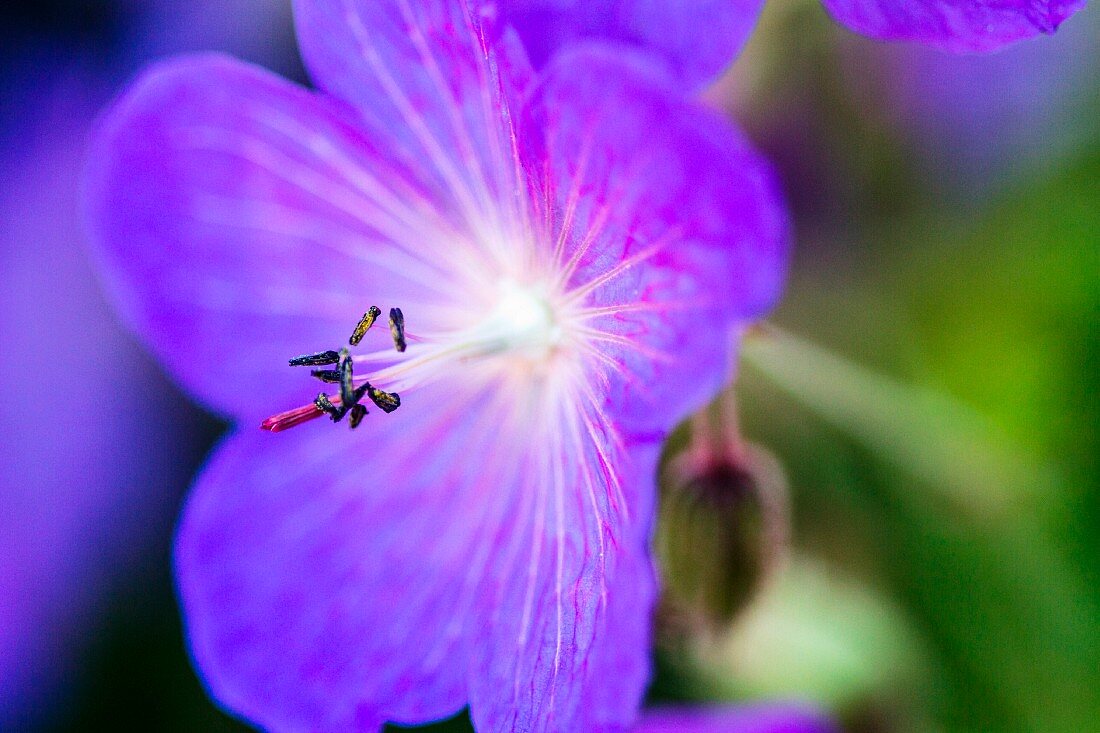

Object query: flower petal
[522,45,789,437]
[179,362,657,732]
[472,71,792,732]
[176,377,522,730]
[84,54,468,420]
[466,428,659,733]
[820,0,1087,52]
[1,75,204,726]
[575,449,661,731]
[497,0,765,90]
[636,703,839,733]
[292,0,530,231]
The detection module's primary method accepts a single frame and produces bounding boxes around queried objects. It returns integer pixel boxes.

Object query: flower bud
[656,405,790,637]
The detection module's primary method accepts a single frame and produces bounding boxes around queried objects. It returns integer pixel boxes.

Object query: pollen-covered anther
[314,392,344,422]
[350,306,381,346]
[348,403,368,428]
[389,308,406,352]
[366,385,401,413]
[289,350,341,367]
[310,369,341,384]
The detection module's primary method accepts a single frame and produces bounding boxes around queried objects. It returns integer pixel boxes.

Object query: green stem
[740,325,1057,513]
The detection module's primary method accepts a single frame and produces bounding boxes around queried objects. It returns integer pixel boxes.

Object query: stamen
[367,385,401,413]
[289,350,341,367]
[389,307,407,352]
[338,348,356,408]
[314,392,345,422]
[350,305,382,346]
[310,369,342,383]
[266,304,410,432]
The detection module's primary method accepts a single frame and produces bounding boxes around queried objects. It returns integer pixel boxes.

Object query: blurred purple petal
[178,382,500,729]
[637,702,839,733]
[497,0,765,89]
[854,7,1100,193]
[1,2,307,725]
[0,75,200,729]
[821,0,1087,52]
[0,0,315,727]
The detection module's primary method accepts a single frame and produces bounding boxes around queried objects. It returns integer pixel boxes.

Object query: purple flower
[637,703,837,733]
[84,0,787,730]
[494,0,765,89]
[820,0,1087,52]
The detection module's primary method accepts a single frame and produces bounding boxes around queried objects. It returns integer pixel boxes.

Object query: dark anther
[348,403,368,429]
[310,369,342,384]
[314,392,345,422]
[350,306,382,346]
[367,385,401,413]
[290,350,341,367]
[338,349,356,408]
[353,383,370,403]
[389,308,406,352]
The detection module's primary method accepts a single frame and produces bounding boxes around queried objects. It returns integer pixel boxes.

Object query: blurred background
[1,1,1096,731]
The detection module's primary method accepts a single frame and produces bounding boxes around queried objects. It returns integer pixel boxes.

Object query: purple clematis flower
[84,0,787,730]
[637,703,837,733]
[494,0,765,89]
[820,0,1087,52]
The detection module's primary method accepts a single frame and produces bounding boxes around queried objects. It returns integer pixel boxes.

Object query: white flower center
[478,279,563,362]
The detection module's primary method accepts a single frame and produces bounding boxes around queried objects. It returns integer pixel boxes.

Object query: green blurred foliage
[705,56,1099,733]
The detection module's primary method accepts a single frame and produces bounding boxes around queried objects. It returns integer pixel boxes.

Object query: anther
[290,350,341,367]
[389,308,406,352]
[350,306,382,346]
[310,369,341,384]
[338,349,357,408]
[314,392,345,422]
[353,383,370,403]
[348,403,367,429]
[367,385,401,413]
